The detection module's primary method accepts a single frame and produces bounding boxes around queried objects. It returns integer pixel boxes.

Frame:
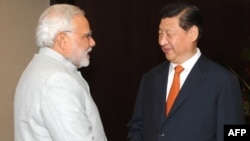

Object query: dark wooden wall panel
[50,0,75,5]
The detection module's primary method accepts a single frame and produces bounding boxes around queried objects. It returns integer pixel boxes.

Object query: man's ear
[55,32,67,50]
[189,25,199,41]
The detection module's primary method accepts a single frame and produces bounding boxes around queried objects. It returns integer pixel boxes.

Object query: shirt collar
[38,47,78,72]
[170,48,201,72]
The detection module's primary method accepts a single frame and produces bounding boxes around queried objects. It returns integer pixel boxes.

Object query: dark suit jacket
[127,55,245,141]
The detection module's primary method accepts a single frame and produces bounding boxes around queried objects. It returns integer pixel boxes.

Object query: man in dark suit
[127,1,245,141]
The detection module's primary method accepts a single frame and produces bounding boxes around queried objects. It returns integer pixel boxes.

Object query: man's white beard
[73,47,92,68]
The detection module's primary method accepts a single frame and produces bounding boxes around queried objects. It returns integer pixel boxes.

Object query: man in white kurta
[14,47,107,141]
[14,4,107,141]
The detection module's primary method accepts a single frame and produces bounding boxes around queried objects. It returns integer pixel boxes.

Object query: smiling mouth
[162,47,172,52]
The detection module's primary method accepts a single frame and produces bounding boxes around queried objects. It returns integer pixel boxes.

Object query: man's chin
[78,60,90,68]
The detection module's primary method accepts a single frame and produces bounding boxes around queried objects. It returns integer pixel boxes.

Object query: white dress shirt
[166,48,201,99]
[14,47,107,141]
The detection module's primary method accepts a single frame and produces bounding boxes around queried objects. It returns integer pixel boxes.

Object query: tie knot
[174,65,184,74]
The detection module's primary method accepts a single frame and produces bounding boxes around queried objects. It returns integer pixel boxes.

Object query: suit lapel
[154,62,170,119]
[166,55,208,117]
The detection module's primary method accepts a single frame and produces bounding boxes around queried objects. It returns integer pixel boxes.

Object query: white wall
[0,0,49,140]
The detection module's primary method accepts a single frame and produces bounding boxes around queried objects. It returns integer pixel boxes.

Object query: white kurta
[14,47,107,141]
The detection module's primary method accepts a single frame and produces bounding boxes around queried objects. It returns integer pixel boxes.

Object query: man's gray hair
[36,4,85,48]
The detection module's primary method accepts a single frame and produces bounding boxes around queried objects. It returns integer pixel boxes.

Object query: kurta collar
[38,47,78,72]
